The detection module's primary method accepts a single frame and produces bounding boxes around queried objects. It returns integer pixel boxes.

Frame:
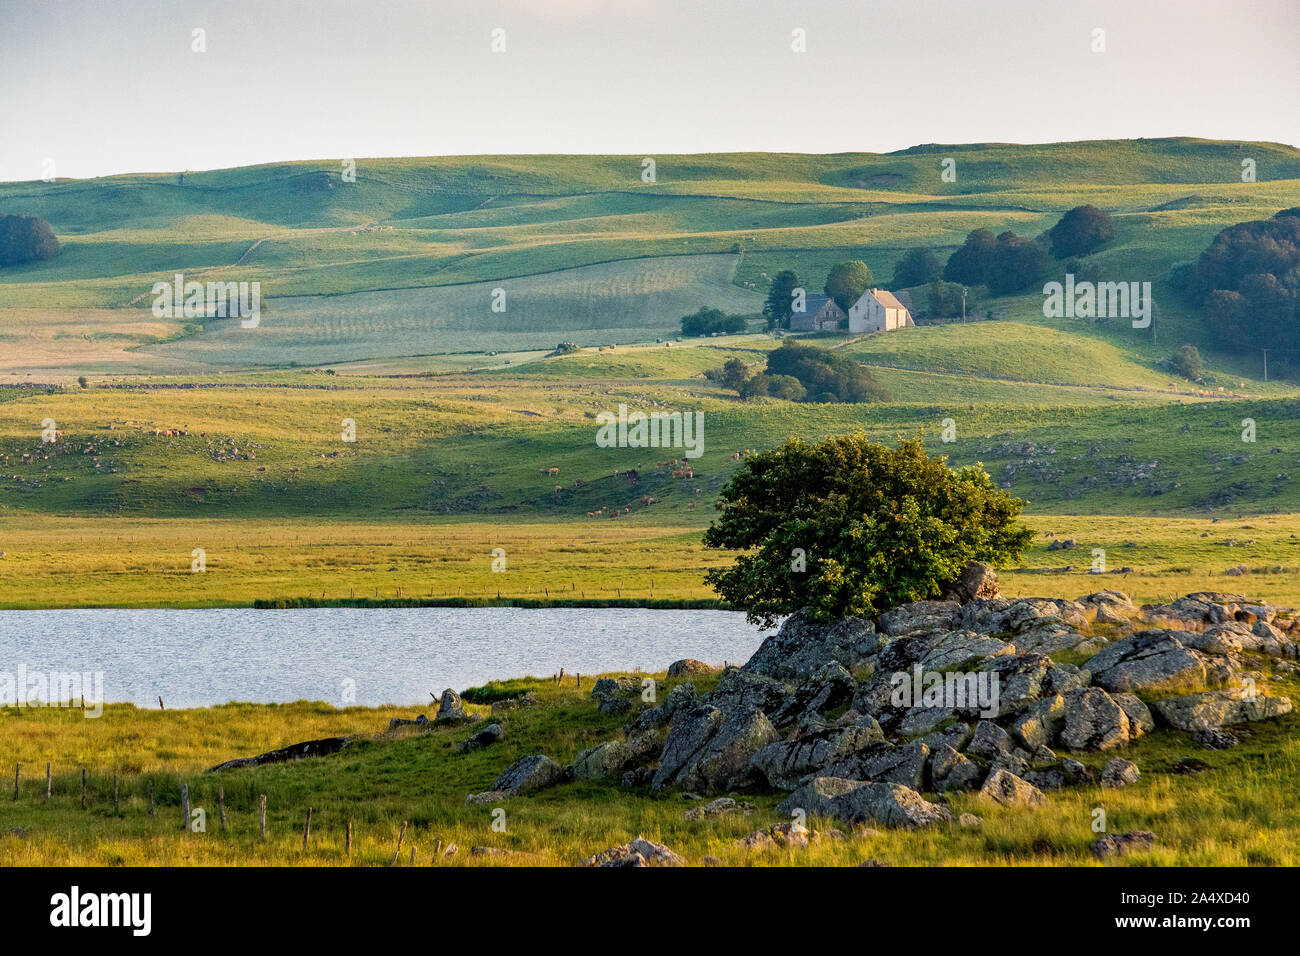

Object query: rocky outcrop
[750,720,883,790]
[943,561,1001,603]
[978,769,1047,807]
[582,836,684,867]
[1100,757,1141,789]
[1084,631,1207,693]
[1060,687,1131,751]
[743,609,879,681]
[651,705,778,793]
[1152,689,1293,731]
[777,777,952,828]
[572,731,661,780]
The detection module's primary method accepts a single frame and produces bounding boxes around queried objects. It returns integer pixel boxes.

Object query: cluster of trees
[0,214,59,266]
[884,205,1117,313]
[1176,208,1300,354]
[702,434,1035,626]
[1169,344,1204,381]
[763,260,875,329]
[707,340,889,403]
[679,307,748,337]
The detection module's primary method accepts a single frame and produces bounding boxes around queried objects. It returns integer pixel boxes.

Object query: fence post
[302,808,312,851]
[345,820,352,856]
[259,794,267,843]
[148,782,155,819]
[387,821,407,866]
[180,784,189,831]
[218,786,227,832]
[45,762,51,801]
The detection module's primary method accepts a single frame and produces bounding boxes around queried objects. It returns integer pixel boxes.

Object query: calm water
[0,607,768,709]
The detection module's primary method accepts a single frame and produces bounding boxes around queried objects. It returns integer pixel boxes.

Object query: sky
[1,0,1297,182]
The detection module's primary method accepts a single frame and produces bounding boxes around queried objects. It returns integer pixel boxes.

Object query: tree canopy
[943,228,1046,293]
[763,270,800,330]
[891,247,942,288]
[0,214,59,266]
[703,434,1035,626]
[1047,205,1115,259]
[680,307,747,337]
[824,260,873,311]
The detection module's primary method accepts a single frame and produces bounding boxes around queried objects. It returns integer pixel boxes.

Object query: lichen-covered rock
[582,836,684,867]
[458,722,504,753]
[821,740,929,789]
[1100,757,1141,789]
[768,662,856,728]
[1061,687,1132,751]
[942,561,1001,604]
[966,720,1014,758]
[928,744,981,792]
[750,721,884,790]
[667,659,716,677]
[1084,631,1207,694]
[778,777,952,828]
[742,609,879,681]
[879,600,961,637]
[435,688,471,723]
[1092,830,1155,858]
[491,754,566,795]
[651,705,778,793]
[1112,692,1155,737]
[703,668,788,720]
[629,681,697,733]
[978,769,1047,807]
[1151,689,1292,731]
[683,796,751,822]
[572,731,661,780]
[590,677,640,699]
[1010,694,1066,751]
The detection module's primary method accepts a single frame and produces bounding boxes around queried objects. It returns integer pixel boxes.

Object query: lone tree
[763,270,800,330]
[0,214,59,266]
[891,247,941,288]
[1047,205,1115,259]
[703,434,1034,626]
[824,260,873,312]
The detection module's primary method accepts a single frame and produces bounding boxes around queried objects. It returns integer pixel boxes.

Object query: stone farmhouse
[849,288,915,333]
[788,292,847,331]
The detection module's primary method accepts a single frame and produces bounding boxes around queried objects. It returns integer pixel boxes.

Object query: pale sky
[1,0,1297,182]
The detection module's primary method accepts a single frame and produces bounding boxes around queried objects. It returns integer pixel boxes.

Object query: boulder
[978,769,1047,807]
[1084,631,1207,694]
[879,600,961,637]
[1100,757,1140,789]
[743,609,880,681]
[703,668,788,719]
[582,836,684,867]
[777,778,952,828]
[590,677,640,699]
[388,715,430,732]
[1112,693,1155,737]
[667,659,716,677]
[966,720,1014,758]
[571,731,661,780]
[457,723,504,753]
[928,744,981,792]
[821,740,929,789]
[491,754,566,796]
[464,789,509,807]
[435,688,471,723]
[1010,694,1066,751]
[629,681,697,733]
[1092,830,1156,858]
[750,721,884,790]
[683,796,751,822]
[942,561,1001,604]
[1061,687,1131,751]
[1151,689,1292,731]
[651,705,778,793]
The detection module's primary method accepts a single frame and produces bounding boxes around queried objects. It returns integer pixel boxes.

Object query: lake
[0,607,770,709]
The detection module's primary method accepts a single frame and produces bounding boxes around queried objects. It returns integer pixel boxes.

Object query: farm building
[789,292,847,331]
[849,288,915,333]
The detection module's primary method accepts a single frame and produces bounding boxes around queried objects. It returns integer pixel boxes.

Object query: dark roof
[800,293,840,316]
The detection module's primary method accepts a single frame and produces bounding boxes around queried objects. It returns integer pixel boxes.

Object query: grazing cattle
[574,478,584,487]
[554,484,563,492]
[730,451,741,460]
[548,467,560,477]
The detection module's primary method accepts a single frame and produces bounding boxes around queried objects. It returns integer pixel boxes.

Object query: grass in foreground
[1,664,1297,866]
